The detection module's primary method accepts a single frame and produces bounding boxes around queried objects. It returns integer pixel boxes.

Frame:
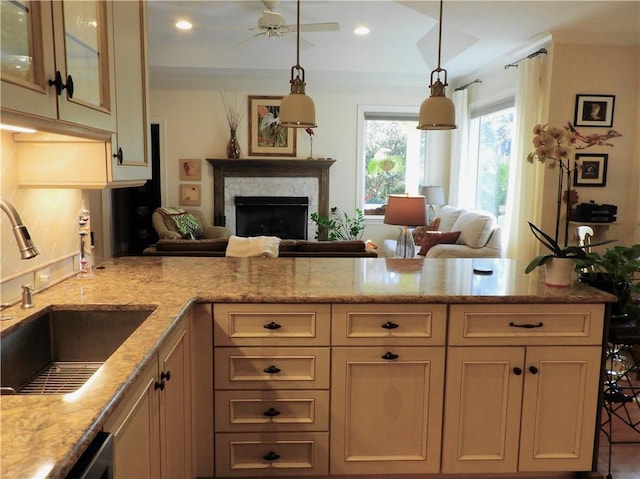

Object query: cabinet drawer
[214,304,330,346]
[332,304,446,345]
[215,432,329,477]
[215,390,329,432]
[215,347,330,390]
[449,304,605,346]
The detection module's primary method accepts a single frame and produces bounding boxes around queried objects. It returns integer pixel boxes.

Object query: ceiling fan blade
[296,22,340,33]
[232,32,266,50]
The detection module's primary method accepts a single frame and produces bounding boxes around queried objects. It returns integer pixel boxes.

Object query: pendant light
[279,0,317,128]
[417,0,456,130]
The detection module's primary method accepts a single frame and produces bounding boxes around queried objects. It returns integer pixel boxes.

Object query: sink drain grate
[19,362,103,395]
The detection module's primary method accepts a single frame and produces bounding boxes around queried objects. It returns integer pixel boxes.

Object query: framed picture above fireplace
[248,95,297,157]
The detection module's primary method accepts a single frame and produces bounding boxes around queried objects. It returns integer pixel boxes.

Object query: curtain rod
[504,47,548,69]
[455,79,482,91]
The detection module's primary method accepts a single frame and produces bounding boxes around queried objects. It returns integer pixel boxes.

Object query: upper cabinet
[1,0,116,132]
[3,0,151,188]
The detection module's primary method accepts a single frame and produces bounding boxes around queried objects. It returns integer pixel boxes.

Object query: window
[358,108,427,215]
[468,103,514,223]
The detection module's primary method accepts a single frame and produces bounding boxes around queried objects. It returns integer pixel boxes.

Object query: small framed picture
[179,184,201,206]
[574,94,615,127]
[574,153,608,187]
[179,158,202,181]
[248,95,296,157]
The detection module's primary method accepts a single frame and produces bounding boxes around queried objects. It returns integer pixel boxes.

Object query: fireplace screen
[235,196,309,239]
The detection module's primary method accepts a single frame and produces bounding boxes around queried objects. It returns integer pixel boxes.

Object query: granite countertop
[0,256,616,478]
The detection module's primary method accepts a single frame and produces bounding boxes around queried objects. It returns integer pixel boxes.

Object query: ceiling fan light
[280,78,316,128]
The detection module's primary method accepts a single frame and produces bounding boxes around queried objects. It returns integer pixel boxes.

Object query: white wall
[149,77,431,246]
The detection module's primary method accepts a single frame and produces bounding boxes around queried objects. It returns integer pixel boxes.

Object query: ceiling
[146,0,640,87]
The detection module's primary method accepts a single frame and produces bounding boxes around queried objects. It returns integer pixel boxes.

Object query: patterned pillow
[173,213,203,239]
[417,230,461,256]
[412,218,441,245]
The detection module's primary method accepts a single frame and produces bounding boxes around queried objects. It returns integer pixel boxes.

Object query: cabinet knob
[263,451,280,461]
[381,351,399,360]
[48,71,74,98]
[263,365,281,374]
[160,371,171,382]
[529,366,539,375]
[513,367,523,376]
[113,147,123,165]
[263,407,281,417]
[508,321,543,329]
[154,380,165,391]
[263,321,282,330]
[381,321,399,330]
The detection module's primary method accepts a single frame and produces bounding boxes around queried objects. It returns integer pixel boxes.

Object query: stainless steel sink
[0,308,154,395]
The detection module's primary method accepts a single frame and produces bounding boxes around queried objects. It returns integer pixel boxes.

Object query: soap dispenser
[78,200,95,279]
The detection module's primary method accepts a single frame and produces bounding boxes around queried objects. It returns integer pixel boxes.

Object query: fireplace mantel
[206,158,335,240]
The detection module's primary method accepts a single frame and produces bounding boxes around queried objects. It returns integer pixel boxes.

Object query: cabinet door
[51,0,116,131]
[0,0,57,118]
[108,362,161,479]
[519,346,602,472]
[442,347,524,474]
[159,321,192,479]
[110,0,151,182]
[330,346,445,475]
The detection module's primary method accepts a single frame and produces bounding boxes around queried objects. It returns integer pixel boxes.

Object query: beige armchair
[152,208,230,240]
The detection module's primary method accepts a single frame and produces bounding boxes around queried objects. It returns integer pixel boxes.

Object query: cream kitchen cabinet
[330,304,446,475]
[213,304,331,477]
[105,314,192,479]
[442,304,604,474]
[1,0,116,132]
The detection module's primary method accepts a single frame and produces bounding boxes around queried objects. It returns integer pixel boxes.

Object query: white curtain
[504,54,549,260]
[448,89,474,208]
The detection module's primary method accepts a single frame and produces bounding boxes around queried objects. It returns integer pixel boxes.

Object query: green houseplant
[310,207,365,241]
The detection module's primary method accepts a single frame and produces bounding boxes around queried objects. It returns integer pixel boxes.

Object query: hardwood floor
[597,344,640,479]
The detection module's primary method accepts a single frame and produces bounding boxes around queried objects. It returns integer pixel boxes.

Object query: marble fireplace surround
[206,159,335,240]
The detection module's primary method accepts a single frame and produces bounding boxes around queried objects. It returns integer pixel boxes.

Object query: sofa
[382,205,503,258]
[143,238,378,258]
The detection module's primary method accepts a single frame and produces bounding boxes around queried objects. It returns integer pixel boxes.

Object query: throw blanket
[225,235,281,258]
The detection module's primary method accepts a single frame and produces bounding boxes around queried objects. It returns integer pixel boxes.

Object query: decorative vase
[226,128,240,159]
[544,257,574,288]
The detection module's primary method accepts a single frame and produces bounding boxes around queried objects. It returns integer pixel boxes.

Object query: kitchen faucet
[0,198,39,259]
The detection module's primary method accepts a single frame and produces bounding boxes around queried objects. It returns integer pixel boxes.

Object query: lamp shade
[420,186,445,205]
[418,93,456,130]
[279,87,317,128]
[383,195,426,227]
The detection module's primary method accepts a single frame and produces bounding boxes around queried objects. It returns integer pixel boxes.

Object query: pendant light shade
[417,0,456,131]
[279,0,317,128]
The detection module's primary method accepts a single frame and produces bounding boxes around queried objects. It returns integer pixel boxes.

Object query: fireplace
[235,196,309,239]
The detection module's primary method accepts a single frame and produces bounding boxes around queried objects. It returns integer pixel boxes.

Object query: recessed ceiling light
[176,20,193,30]
[354,26,370,36]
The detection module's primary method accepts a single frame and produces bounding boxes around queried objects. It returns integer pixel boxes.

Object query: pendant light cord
[436,0,443,70]
[295,0,301,67]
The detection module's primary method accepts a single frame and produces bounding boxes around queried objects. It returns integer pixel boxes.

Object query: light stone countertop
[0,256,616,478]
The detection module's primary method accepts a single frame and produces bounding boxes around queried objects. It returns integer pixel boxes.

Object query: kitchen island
[0,257,616,478]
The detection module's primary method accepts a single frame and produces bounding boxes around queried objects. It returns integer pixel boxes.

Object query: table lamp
[420,185,445,224]
[384,194,426,258]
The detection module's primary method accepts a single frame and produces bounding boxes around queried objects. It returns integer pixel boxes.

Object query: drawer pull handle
[160,370,171,382]
[508,321,543,329]
[382,352,399,360]
[263,451,281,461]
[264,365,281,374]
[263,321,282,330]
[529,366,539,375]
[154,380,164,391]
[381,321,399,329]
[263,407,281,417]
[513,367,523,376]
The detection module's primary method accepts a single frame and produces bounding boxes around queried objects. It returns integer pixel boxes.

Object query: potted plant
[524,222,612,287]
[310,207,365,241]
[575,244,640,319]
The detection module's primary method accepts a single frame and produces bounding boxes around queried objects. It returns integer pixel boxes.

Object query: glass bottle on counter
[78,200,95,279]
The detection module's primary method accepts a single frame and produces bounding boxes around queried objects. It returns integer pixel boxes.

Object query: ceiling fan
[235,0,339,48]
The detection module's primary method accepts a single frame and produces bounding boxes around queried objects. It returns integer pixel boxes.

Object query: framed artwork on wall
[574,94,615,127]
[179,158,202,181]
[248,95,296,157]
[574,153,608,187]
[179,184,201,206]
